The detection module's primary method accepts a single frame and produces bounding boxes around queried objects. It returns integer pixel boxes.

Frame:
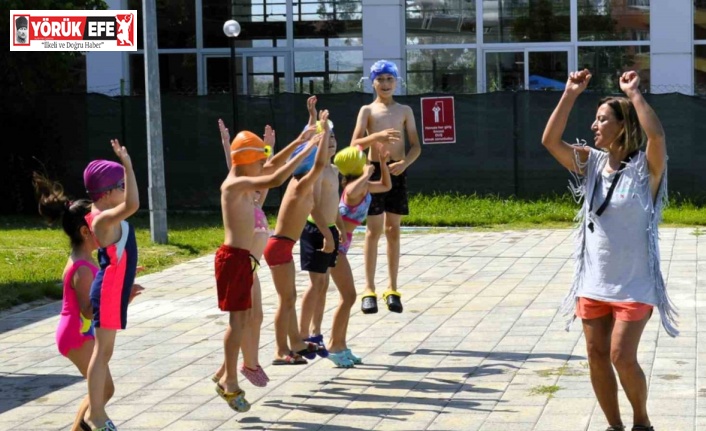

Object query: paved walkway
[0,228,703,431]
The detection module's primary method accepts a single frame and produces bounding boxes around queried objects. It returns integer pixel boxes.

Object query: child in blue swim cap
[350,59,422,316]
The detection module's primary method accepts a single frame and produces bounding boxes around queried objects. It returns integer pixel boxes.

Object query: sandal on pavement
[382,290,403,313]
[343,348,363,365]
[327,350,354,368]
[240,364,269,387]
[272,352,308,365]
[304,334,329,358]
[361,293,378,314]
[605,426,625,431]
[632,426,654,431]
[296,341,323,360]
[215,383,251,412]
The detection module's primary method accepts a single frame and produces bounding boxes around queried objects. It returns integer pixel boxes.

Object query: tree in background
[1,1,108,213]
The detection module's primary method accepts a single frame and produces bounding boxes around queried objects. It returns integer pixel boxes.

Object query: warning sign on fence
[420,96,455,144]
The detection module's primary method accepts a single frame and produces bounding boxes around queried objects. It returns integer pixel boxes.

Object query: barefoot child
[31,172,143,431]
[351,59,421,314]
[214,128,316,411]
[265,111,332,365]
[81,140,141,431]
[327,145,391,366]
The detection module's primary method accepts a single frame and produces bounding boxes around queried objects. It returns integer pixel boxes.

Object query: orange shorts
[576,297,653,322]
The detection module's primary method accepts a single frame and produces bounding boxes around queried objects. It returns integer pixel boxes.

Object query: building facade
[88,0,706,96]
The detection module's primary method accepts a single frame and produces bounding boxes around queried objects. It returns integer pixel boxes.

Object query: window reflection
[482,0,570,43]
[294,0,363,47]
[406,0,476,45]
[578,46,650,92]
[130,54,197,95]
[407,49,476,94]
[128,0,196,49]
[203,0,287,48]
[578,0,649,41]
[294,50,363,93]
[485,51,523,92]
[696,1,706,40]
[696,45,706,96]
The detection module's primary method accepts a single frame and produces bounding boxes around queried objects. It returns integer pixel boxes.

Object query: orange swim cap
[230,131,271,166]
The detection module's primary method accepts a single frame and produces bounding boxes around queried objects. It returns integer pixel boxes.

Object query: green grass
[529,384,562,398]
[405,193,706,228]
[1,193,705,311]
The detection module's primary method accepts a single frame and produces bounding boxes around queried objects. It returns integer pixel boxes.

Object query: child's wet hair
[32,172,92,248]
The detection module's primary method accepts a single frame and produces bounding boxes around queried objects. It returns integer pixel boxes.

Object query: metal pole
[120,78,126,148]
[230,38,238,133]
[142,0,168,244]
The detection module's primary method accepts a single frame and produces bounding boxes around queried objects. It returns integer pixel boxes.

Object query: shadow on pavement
[0,372,83,414]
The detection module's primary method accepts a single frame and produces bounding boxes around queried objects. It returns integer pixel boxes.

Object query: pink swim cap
[83,160,125,201]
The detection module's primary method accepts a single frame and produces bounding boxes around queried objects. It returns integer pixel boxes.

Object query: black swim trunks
[300,221,339,273]
[368,161,409,216]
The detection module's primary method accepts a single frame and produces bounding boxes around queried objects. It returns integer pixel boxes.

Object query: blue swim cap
[290,143,317,177]
[370,60,399,82]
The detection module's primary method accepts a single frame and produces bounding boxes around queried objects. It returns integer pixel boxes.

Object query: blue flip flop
[304,334,329,358]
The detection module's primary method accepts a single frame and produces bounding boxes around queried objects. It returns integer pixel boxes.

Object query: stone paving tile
[0,228,702,430]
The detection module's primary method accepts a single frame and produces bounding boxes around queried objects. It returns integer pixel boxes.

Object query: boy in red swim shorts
[265,110,332,366]
[214,128,315,412]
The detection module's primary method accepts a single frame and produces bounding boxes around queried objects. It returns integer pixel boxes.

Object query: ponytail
[31,172,92,247]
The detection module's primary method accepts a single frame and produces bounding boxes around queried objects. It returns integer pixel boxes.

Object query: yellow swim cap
[316,119,334,134]
[230,131,271,166]
[334,147,366,177]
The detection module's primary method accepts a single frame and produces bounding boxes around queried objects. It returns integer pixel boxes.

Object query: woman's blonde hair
[599,96,645,154]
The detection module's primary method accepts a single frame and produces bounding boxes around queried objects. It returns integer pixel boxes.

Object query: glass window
[294,0,362,47]
[578,0,650,41]
[203,0,287,48]
[696,45,706,96]
[528,51,567,91]
[697,1,706,40]
[406,0,476,45]
[406,48,477,94]
[129,54,197,95]
[485,51,523,92]
[294,50,363,93]
[578,46,650,93]
[128,0,196,49]
[482,0,570,43]
[206,56,242,95]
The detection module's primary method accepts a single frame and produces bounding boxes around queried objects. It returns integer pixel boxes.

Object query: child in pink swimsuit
[325,146,391,366]
[32,172,123,431]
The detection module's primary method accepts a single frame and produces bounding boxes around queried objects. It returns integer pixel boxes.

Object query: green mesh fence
[3,91,705,214]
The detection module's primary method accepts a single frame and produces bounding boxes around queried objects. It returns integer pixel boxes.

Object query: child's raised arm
[298,110,331,188]
[307,95,318,127]
[350,105,400,150]
[231,140,317,192]
[264,125,316,173]
[369,155,392,194]
[218,119,232,170]
[91,140,139,243]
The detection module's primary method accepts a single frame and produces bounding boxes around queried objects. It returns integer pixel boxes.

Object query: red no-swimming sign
[420,96,455,144]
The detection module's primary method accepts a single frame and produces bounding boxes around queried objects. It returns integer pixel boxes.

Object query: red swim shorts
[263,235,296,267]
[576,297,653,322]
[214,245,255,312]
